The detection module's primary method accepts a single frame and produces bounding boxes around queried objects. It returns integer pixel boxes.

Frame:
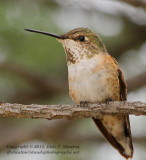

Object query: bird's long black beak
[25,29,66,39]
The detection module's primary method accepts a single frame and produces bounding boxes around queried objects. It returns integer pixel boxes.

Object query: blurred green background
[0,0,146,160]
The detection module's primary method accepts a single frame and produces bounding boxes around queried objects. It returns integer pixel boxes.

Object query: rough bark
[0,101,146,120]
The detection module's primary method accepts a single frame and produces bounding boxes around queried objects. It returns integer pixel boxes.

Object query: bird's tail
[93,115,133,159]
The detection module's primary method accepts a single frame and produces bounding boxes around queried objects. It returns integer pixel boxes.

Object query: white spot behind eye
[85,37,89,41]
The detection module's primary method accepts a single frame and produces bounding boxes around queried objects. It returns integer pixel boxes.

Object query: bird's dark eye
[78,36,85,42]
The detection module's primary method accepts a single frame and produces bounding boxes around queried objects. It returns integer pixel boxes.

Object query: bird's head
[25,28,107,64]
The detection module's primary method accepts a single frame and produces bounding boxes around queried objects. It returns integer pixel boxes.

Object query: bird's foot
[123,100,127,105]
[80,101,89,107]
[105,98,114,105]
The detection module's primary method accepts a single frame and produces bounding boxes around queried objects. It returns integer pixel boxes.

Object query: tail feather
[93,115,133,159]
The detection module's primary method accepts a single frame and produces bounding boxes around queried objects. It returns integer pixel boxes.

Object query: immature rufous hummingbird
[25,28,133,159]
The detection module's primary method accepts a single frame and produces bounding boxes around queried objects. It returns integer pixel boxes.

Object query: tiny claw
[80,101,89,107]
[105,98,114,105]
[123,100,127,105]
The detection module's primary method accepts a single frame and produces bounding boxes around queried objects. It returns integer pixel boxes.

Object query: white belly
[68,55,117,103]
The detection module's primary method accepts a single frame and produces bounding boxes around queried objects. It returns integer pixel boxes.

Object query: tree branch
[117,0,146,10]
[0,62,66,93]
[0,121,71,150]
[0,101,146,120]
[127,71,146,91]
[108,16,146,60]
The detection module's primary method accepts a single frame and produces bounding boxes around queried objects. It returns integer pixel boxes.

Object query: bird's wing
[117,68,127,101]
[93,56,133,159]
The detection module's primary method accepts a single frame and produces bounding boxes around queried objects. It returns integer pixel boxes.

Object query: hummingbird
[25,28,133,159]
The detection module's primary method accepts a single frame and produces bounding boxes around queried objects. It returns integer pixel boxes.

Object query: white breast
[68,54,113,103]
